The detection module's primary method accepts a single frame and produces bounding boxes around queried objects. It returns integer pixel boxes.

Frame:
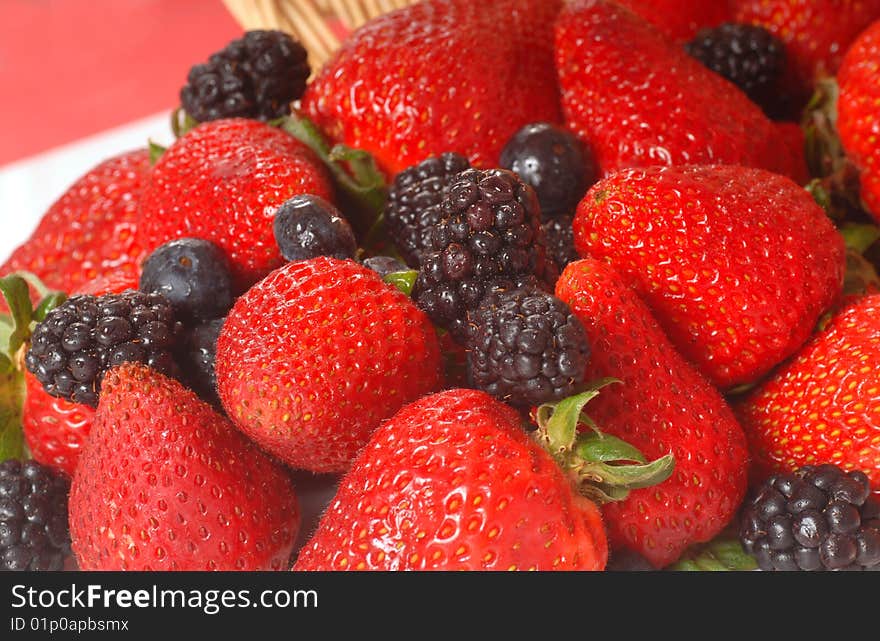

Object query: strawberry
[736,293,880,495]
[20,270,139,477]
[555,259,749,568]
[293,388,609,571]
[614,0,733,42]
[572,165,845,389]
[556,0,798,179]
[837,19,880,220]
[69,363,300,571]
[136,119,334,289]
[0,149,149,297]
[216,257,443,473]
[733,0,880,105]
[302,0,563,176]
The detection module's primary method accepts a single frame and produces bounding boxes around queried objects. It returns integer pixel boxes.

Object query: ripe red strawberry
[216,257,443,473]
[556,0,798,179]
[556,259,749,568]
[734,0,880,103]
[614,0,733,42]
[20,270,139,477]
[775,121,810,186]
[293,388,608,571]
[69,363,300,570]
[302,0,563,176]
[0,149,149,297]
[136,119,334,289]
[736,293,880,494]
[838,19,880,220]
[572,165,845,389]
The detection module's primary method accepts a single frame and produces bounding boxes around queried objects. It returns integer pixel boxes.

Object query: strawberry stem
[383,270,418,296]
[533,381,676,505]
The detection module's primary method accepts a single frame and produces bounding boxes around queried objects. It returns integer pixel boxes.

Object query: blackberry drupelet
[0,459,70,571]
[140,238,234,324]
[543,213,580,270]
[362,255,409,278]
[25,291,182,407]
[740,464,880,571]
[180,30,310,122]
[466,288,589,407]
[413,168,551,342]
[176,318,225,407]
[500,123,593,217]
[385,153,471,267]
[685,23,786,118]
[273,195,357,263]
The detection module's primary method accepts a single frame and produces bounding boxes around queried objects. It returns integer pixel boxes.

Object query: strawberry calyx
[382,270,418,296]
[668,532,757,571]
[0,273,67,460]
[533,379,675,504]
[281,111,386,237]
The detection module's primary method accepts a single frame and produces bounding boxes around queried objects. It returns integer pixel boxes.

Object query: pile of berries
[2,0,880,574]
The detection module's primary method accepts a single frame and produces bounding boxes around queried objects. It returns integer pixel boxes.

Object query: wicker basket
[222,0,419,69]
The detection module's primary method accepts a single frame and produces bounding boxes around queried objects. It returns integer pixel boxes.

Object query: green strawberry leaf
[149,139,168,165]
[533,381,675,504]
[840,223,880,255]
[281,113,388,237]
[0,275,34,361]
[170,107,200,139]
[669,536,757,572]
[0,367,25,461]
[33,291,67,323]
[383,270,418,296]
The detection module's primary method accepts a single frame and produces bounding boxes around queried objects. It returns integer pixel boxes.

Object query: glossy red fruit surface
[557,259,749,568]
[69,363,300,571]
[136,119,333,289]
[293,389,608,571]
[573,165,845,389]
[217,257,443,473]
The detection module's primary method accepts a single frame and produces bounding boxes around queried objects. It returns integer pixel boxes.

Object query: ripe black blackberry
[740,464,880,571]
[543,213,580,270]
[25,291,182,408]
[0,459,70,571]
[180,30,310,123]
[385,153,471,267]
[500,123,593,217]
[176,318,225,408]
[140,238,234,324]
[466,288,589,407]
[413,168,551,342]
[685,23,786,118]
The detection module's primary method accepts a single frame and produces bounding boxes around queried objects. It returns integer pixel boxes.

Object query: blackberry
[385,153,471,267]
[273,195,357,263]
[180,30,310,122]
[0,459,70,571]
[362,255,409,278]
[466,288,589,407]
[140,238,234,324]
[413,168,550,342]
[685,23,786,118]
[740,464,880,571]
[543,213,580,270]
[176,318,225,407]
[25,291,182,407]
[500,123,593,217]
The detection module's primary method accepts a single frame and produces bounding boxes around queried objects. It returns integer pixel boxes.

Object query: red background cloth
[0,0,241,165]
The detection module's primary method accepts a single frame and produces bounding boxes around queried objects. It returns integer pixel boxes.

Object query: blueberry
[499,122,594,217]
[176,318,225,407]
[273,195,357,263]
[140,238,234,323]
